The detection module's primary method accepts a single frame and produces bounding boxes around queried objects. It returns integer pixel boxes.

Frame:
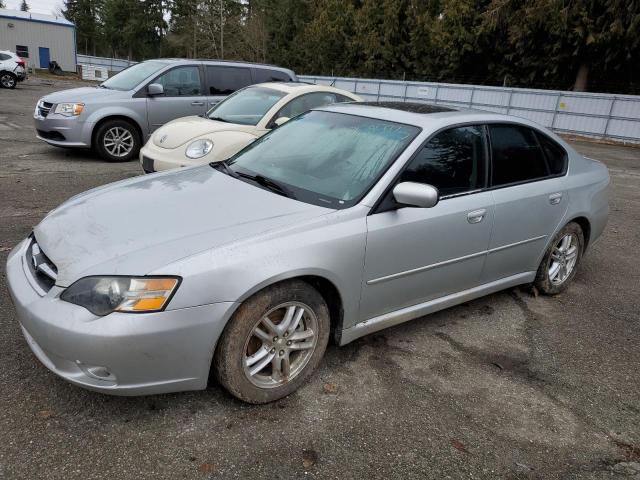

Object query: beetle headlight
[185,139,213,159]
[54,103,84,116]
[60,276,180,316]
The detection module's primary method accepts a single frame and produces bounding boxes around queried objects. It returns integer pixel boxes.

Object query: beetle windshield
[225,110,420,208]
[207,86,287,126]
[101,61,167,91]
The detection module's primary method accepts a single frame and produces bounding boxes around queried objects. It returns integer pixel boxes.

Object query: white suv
[0,50,27,89]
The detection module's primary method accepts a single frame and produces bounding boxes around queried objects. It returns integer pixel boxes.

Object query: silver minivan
[34,59,297,161]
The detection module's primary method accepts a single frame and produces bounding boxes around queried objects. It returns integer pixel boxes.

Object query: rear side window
[489,125,549,186]
[536,132,567,175]
[252,68,292,83]
[400,125,487,196]
[207,66,252,95]
[274,92,348,122]
[0,53,10,61]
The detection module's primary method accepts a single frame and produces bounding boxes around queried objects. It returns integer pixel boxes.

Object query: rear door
[482,124,569,282]
[146,64,207,133]
[205,65,253,109]
[361,125,494,321]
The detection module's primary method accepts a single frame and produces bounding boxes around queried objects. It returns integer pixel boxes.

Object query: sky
[3,0,64,15]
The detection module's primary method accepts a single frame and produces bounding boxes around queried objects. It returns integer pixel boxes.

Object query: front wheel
[214,280,330,404]
[0,72,17,89]
[94,119,141,162]
[534,222,584,295]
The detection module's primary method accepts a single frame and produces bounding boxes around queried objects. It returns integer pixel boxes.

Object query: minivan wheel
[534,222,584,295]
[0,72,17,89]
[214,280,330,404]
[94,119,140,162]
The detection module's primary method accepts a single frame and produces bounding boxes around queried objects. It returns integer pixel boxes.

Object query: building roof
[0,8,75,27]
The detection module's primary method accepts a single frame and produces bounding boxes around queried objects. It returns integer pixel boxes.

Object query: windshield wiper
[212,159,239,178]
[236,172,296,199]
[209,116,229,123]
[97,84,110,89]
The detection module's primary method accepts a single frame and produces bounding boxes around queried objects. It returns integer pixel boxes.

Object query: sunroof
[357,102,457,113]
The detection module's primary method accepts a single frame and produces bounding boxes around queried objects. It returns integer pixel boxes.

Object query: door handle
[209,101,220,106]
[467,209,486,224]
[191,101,205,106]
[549,192,563,205]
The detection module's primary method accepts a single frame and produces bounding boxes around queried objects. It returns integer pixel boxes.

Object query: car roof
[251,82,359,97]
[143,58,295,74]
[317,101,541,130]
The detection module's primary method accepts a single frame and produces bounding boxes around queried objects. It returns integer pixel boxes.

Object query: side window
[275,92,341,122]
[489,125,549,186]
[252,68,291,83]
[335,93,355,103]
[16,45,28,58]
[536,132,567,175]
[400,125,487,196]
[0,53,9,61]
[207,66,252,95]
[155,66,201,96]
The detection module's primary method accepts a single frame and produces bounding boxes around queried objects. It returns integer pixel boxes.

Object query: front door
[38,47,50,69]
[361,125,494,321]
[146,65,207,133]
[482,124,569,282]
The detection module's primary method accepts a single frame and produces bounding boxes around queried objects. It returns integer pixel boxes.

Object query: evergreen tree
[20,0,29,11]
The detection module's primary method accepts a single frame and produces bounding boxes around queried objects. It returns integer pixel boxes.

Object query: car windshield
[226,110,420,208]
[100,61,167,91]
[207,86,287,125]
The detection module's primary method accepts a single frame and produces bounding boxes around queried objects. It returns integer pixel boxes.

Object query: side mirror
[273,116,290,127]
[392,182,439,208]
[147,83,164,96]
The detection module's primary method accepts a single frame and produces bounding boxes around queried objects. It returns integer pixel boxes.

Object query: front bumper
[34,111,93,148]
[6,239,237,396]
[139,141,214,174]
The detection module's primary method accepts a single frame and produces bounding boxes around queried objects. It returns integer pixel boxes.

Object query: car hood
[42,86,128,104]
[34,166,332,287]
[152,116,258,149]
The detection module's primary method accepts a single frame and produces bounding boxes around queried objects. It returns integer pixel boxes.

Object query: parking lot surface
[1,80,639,479]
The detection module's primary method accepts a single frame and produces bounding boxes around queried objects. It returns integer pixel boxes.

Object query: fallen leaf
[198,463,216,474]
[450,439,467,453]
[322,383,337,394]
[37,410,54,419]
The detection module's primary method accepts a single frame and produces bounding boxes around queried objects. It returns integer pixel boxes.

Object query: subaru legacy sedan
[7,102,609,404]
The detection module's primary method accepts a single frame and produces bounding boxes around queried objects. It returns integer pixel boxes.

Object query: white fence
[301,75,640,144]
[77,54,136,73]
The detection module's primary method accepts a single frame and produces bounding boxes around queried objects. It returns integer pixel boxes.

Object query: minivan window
[536,132,567,175]
[207,66,252,95]
[401,125,487,196]
[227,111,420,208]
[489,125,549,186]
[208,86,286,125]
[155,66,202,96]
[252,68,292,83]
[101,61,166,91]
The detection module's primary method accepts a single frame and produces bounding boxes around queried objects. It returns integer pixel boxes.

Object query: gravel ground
[1,80,639,480]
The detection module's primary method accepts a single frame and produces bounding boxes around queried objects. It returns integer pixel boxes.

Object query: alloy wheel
[103,127,134,158]
[242,302,318,389]
[1,74,16,88]
[548,233,579,285]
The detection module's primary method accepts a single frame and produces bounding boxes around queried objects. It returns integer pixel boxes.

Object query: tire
[214,280,330,404]
[94,119,141,162]
[534,222,584,295]
[0,72,17,89]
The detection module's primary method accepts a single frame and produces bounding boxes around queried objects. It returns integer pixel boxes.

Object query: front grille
[25,236,57,292]
[37,129,66,141]
[38,101,53,118]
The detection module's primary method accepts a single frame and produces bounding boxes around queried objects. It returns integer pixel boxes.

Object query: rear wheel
[94,119,141,162]
[214,280,330,404]
[0,72,17,89]
[534,222,584,295]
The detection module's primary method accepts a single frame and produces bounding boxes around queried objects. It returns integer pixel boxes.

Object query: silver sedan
[7,102,609,403]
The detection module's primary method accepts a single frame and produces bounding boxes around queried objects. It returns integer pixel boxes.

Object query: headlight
[60,276,180,316]
[54,103,84,116]
[185,139,213,159]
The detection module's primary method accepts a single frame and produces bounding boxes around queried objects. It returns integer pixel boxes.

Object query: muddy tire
[534,222,584,295]
[94,119,141,162]
[214,280,330,404]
